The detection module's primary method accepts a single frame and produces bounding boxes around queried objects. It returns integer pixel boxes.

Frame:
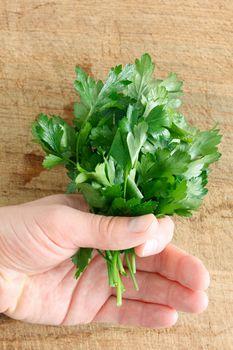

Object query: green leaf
[127,53,155,100]
[146,105,171,132]
[109,197,157,216]
[180,177,208,210]
[156,179,187,215]
[144,149,190,181]
[184,153,221,179]
[66,180,77,194]
[72,248,93,279]
[109,129,130,169]
[127,121,148,165]
[160,73,183,93]
[78,122,92,148]
[97,64,133,109]
[76,172,89,184]
[142,178,170,200]
[189,128,222,159]
[93,163,111,186]
[78,183,106,208]
[105,157,115,185]
[66,166,78,181]
[32,114,76,159]
[74,63,133,127]
[42,154,64,169]
[157,176,207,215]
[145,73,183,111]
[90,124,115,151]
[75,161,111,187]
[74,67,103,126]
[137,153,155,181]
[126,169,143,199]
[101,184,123,200]
[169,112,197,138]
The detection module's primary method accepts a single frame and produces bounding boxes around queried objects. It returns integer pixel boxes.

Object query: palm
[1,195,209,328]
[3,246,208,328]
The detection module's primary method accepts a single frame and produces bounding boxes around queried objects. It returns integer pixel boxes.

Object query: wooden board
[0,0,232,349]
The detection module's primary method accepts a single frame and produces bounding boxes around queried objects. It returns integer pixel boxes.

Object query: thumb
[53,206,158,251]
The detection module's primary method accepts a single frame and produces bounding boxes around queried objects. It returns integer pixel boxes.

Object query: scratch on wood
[32,1,56,11]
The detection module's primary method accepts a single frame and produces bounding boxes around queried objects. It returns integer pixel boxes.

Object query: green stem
[123,176,127,199]
[111,251,123,306]
[106,250,113,261]
[130,249,136,274]
[112,251,118,285]
[68,159,77,167]
[116,269,122,307]
[76,108,94,163]
[107,260,114,287]
[123,167,130,199]
[125,251,139,291]
[76,132,81,163]
[119,276,125,293]
[117,252,127,276]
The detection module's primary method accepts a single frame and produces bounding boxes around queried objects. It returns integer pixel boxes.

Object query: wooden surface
[0,0,233,349]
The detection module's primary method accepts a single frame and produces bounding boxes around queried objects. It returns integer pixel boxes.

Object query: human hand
[0,194,209,328]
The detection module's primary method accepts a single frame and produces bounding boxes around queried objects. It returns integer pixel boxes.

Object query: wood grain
[0,0,233,349]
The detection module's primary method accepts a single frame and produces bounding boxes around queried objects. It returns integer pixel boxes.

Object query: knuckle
[50,194,66,204]
[96,215,116,249]
[47,204,66,225]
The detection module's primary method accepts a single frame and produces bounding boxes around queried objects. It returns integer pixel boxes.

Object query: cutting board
[0,1,232,349]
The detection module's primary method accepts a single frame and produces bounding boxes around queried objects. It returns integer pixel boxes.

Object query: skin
[0,194,210,328]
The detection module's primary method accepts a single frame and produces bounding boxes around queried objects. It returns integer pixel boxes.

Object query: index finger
[134,244,210,291]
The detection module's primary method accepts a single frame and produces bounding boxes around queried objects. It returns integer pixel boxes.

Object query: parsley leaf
[72,248,93,278]
[32,113,76,162]
[42,154,64,169]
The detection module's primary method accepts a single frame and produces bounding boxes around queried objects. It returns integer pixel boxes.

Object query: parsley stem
[76,132,81,163]
[110,251,124,306]
[123,168,130,199]
[130,249,136,274]
[125,251,139,291]
[117,252,127,276]
[116,269,122,307]
[112,252,118,286]
[68,159,77,167]
[107,260,114,287]
[106,250,112,261]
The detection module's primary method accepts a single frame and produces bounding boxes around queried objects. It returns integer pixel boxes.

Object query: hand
[0,195,209,328]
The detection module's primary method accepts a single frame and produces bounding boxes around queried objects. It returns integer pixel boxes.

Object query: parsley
[32,54,221,306]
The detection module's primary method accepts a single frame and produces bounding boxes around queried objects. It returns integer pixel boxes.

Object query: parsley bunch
[32,54,221,306]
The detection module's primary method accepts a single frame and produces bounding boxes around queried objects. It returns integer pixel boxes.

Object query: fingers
[25,195,174,254]
[46,205,159,251]
[94,296,178,329]
[114,270,208,314]
[61,254,111,326]
[135,244,210,291]
[134,216,174,257]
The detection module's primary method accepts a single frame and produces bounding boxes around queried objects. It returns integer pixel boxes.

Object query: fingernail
[128,215,154,233]
[142,239,158,256]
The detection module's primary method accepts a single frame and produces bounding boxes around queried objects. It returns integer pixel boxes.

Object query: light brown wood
[0,0,232,349]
